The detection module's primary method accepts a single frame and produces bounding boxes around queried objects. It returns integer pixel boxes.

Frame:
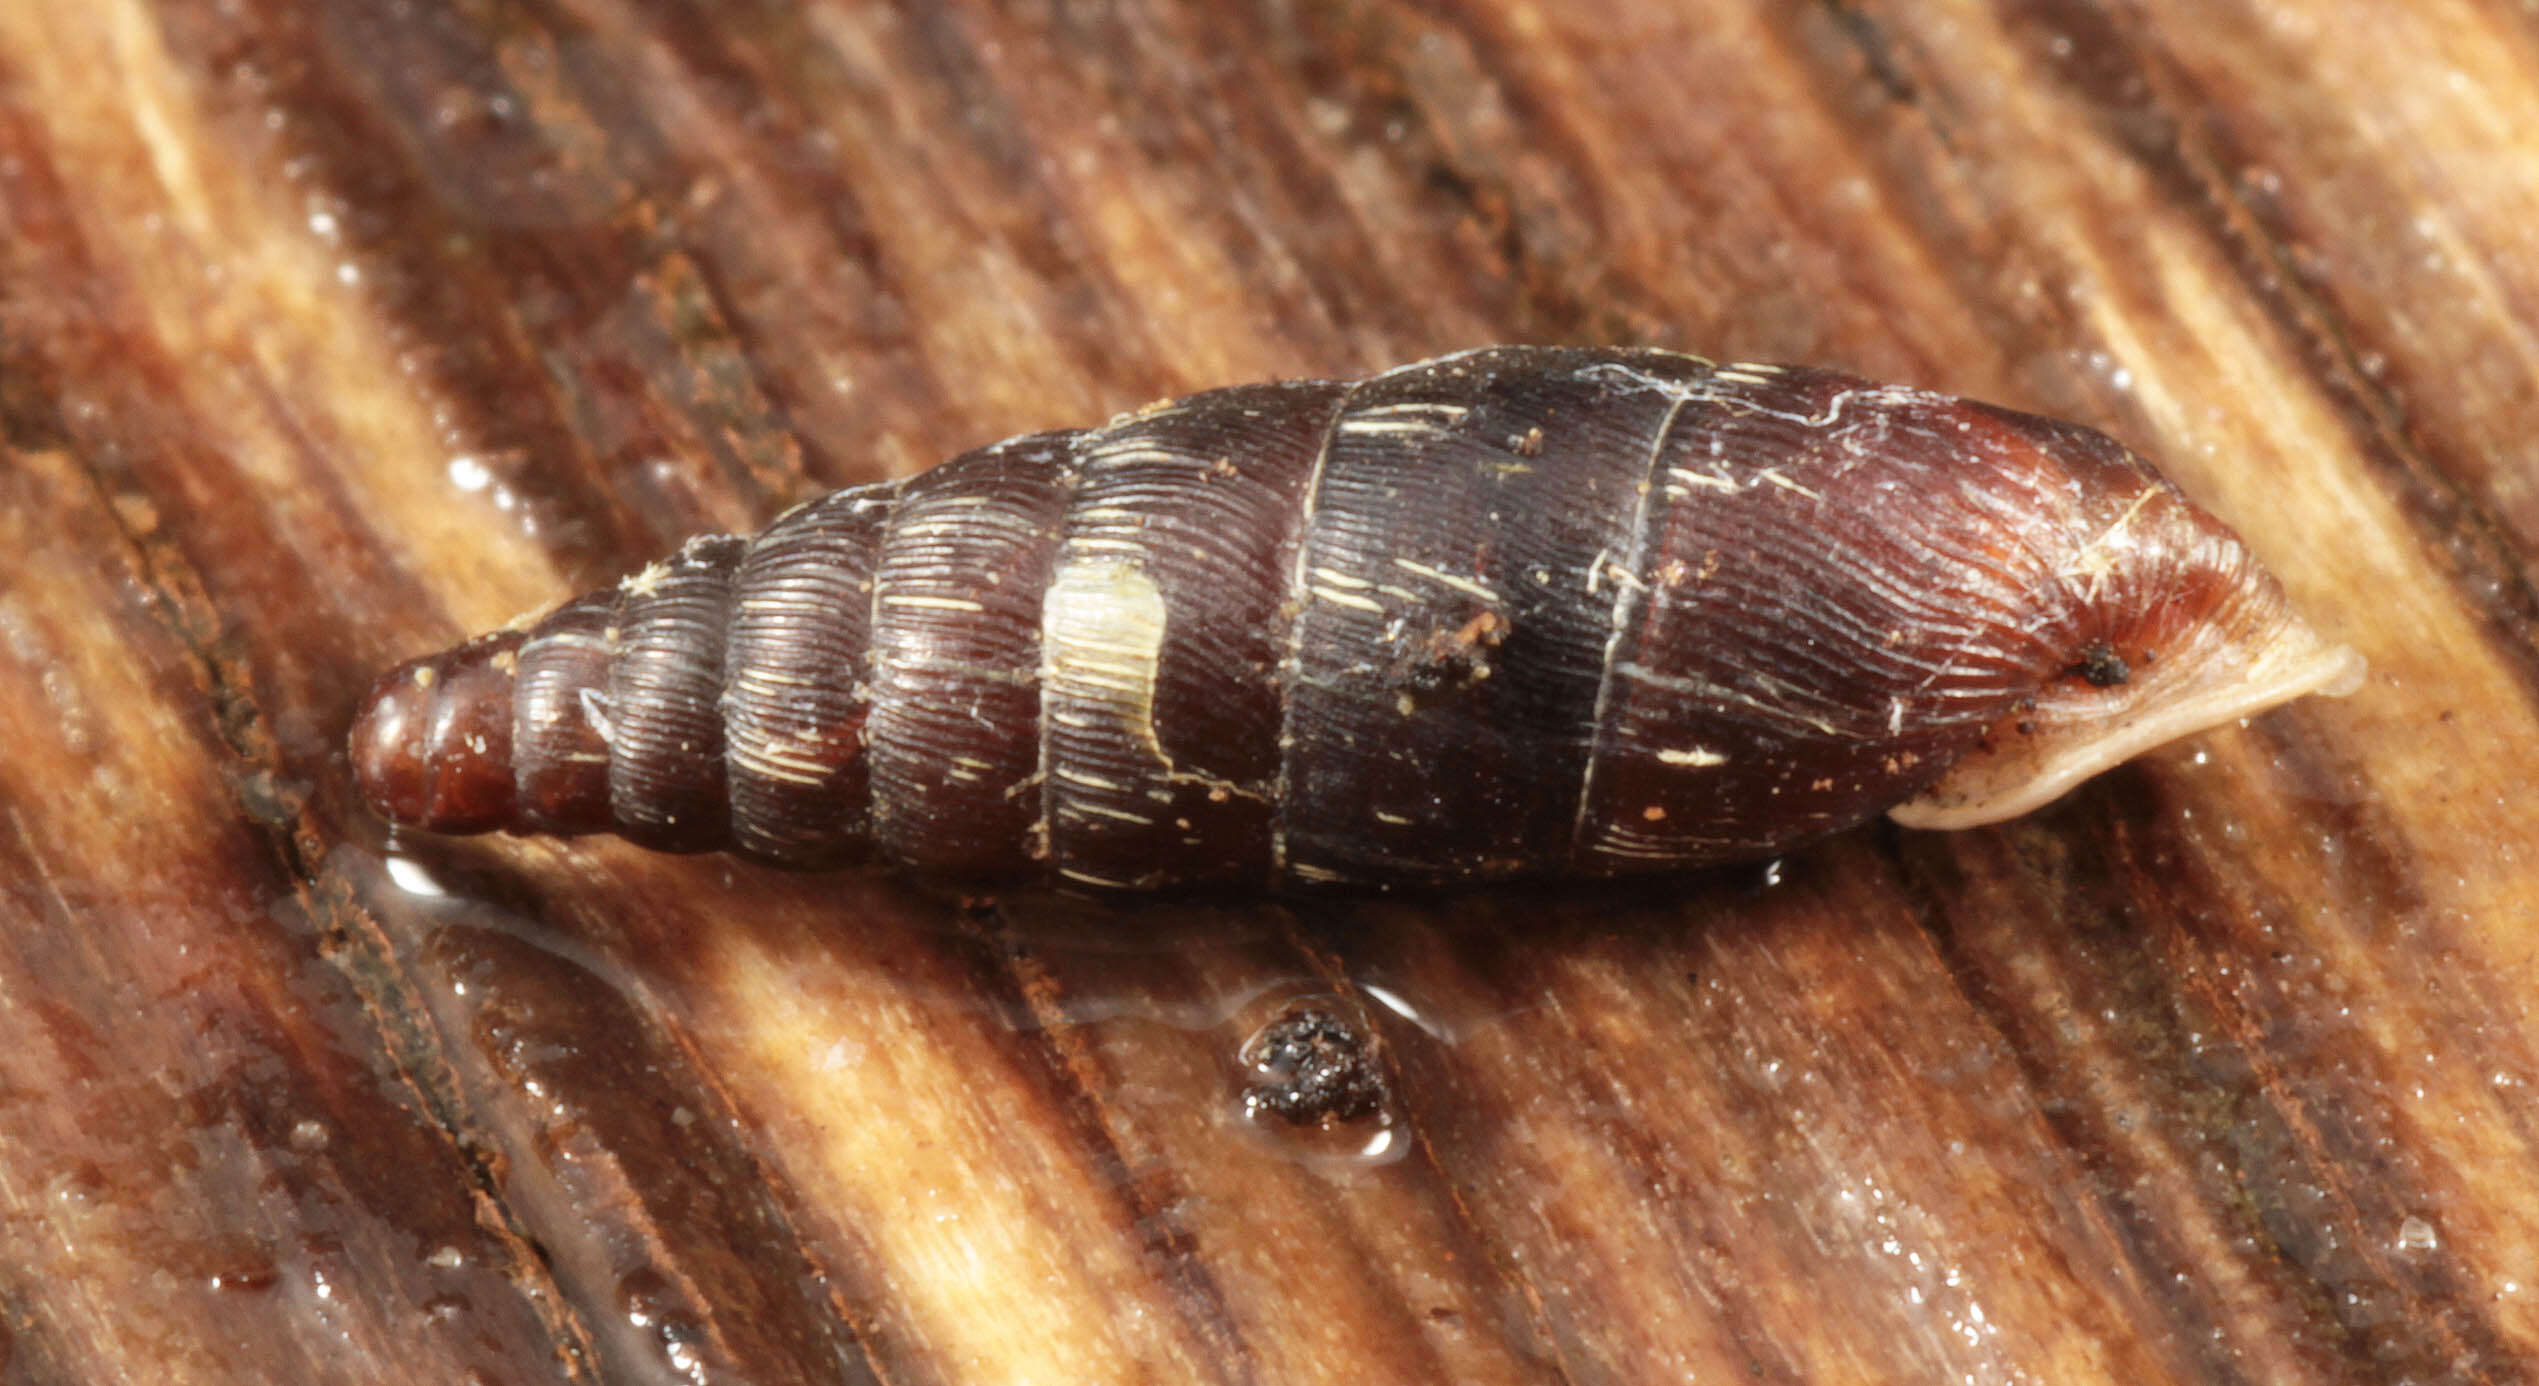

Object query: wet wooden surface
[3,2,2535,1382]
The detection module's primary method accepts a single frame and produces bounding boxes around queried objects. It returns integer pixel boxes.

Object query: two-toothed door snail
[351,346,2363,891]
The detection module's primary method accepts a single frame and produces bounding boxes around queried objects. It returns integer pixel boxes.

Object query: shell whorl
[349,346,2360,890]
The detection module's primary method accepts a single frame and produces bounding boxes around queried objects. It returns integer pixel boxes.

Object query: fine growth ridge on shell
[349,346,2363,891]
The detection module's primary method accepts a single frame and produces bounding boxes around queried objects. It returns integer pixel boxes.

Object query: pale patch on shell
[1039,555,1262,833]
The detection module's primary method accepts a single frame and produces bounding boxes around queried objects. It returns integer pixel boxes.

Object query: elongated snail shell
[350,347,2362,891]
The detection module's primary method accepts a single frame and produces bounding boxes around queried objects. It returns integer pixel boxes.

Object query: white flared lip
[1887,629,2366,832]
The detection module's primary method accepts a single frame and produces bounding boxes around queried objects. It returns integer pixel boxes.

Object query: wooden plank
[2,1,2533,1382]
[0,453,582,1383]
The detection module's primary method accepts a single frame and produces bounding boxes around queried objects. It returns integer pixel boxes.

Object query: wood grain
[3,2,2534,1382]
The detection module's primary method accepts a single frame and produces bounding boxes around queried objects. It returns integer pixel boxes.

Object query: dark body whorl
[352,346,2352,891]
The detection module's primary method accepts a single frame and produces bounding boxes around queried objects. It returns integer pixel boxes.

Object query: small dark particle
[2073,640,2132,687]
[1240,1007,1388,1125]
[1393,607,1511,709]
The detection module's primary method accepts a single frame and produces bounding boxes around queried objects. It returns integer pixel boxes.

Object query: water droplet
[1230,997,1409,1166]
[1356,981,1434,1035]
[618,1268,713,1385]
[384,853,448,897]
[1238,1002,1387,1126]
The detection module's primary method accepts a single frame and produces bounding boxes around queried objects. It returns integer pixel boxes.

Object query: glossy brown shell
[350,346,2357,890]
